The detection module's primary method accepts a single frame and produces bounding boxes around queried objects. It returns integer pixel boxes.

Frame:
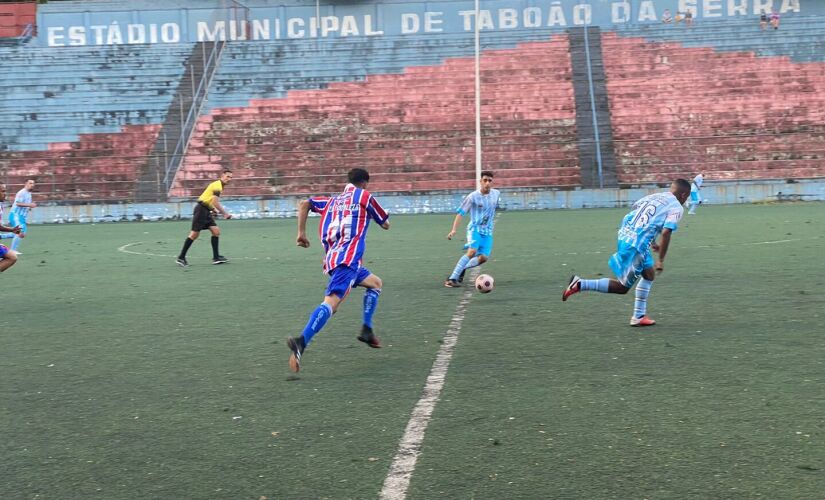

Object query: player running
[8,179,36,253]
[688,172,704,215]
[285,168,390,373]
[562,179,691,326]
[444,171,500,287]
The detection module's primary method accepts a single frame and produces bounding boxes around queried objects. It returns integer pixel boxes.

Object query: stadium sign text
[41,0,803,47]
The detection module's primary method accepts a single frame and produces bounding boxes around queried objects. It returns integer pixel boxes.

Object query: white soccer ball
[475,274,494,293]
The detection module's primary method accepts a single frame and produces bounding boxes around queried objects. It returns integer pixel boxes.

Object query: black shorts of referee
[192,202,217,231]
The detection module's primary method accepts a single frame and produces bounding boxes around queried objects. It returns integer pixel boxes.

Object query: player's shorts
[325,265,372,299]
[690,191,700,203]
[608,242,654,288]
[8,213,27,233]
[0,245,8,258]
[191,202,216,231]
[465,229,493,257]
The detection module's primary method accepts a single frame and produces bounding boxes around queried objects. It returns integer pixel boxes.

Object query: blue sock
[363,288,381,328]
[301,303,333,346]
[449,255,470,280]
[580,278,610,293]
[0,233,13,240]
[10,235,21,251]
[633,279,653,319]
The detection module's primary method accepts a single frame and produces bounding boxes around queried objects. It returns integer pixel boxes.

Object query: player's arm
[0,224,21,234]
[15,199,36,208]
[211,195,232,219]
[446,213,463,240]
[296,199,311,248]
[654,228,674,272]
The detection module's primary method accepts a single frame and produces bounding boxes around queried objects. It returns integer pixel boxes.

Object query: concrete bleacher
[603,17,825,185]
[175,34,579,197]
[0,43,192,201]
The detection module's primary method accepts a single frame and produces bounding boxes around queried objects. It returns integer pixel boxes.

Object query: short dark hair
[672,178,691,193]
[221,169,233,175]
[348,168,370,185]
[481,171,494,179]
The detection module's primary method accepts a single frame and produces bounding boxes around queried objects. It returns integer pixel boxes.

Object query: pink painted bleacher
[0,125,161,201]
[175,36,579,197]
[601,32,825,184]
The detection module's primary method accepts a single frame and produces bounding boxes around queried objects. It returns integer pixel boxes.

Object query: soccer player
[176,170,234,267]
[8,179,36,253]
[688,172,704,215]
[562,179,692,326]
[285,168,390,373]
[444,171,500,287]
[0,183,17,241]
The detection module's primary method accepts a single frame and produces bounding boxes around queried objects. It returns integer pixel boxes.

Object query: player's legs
[287,266,357,372]
[631,266,657,326]
[0,246,17,272]
[563,244,642,300]
[9,214,26,251]
[446,231,489,286]
[355,268,382,348]
[208,225,226,263]
[688,191,699,214]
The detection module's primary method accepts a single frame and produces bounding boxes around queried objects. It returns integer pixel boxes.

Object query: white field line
[378,270,478,500]
[117,242,258,260]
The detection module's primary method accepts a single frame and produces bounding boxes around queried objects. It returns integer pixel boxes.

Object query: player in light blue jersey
[0,183,17,241]
[688,173,704,215]
[562,179,691,326]
[444,171,500,287]
[8,179,37,253]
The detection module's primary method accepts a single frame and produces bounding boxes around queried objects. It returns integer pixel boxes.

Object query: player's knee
[371,277,383,289]
[5,252,17,263]
[466,248,477,257]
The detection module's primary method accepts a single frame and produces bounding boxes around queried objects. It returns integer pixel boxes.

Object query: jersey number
[630,202,657,228]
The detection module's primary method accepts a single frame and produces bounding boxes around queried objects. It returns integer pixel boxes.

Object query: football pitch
[2,202,824,499]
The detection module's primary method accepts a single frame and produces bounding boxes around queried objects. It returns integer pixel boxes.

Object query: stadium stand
[0,43,193,201]
[173,33,579,197]
[604,17,825,184]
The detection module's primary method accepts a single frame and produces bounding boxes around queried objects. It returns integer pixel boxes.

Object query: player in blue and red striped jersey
[285,168,390,373]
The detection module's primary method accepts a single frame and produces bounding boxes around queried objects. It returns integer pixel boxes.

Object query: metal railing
[17,23,34,45]
[161,0,249,193]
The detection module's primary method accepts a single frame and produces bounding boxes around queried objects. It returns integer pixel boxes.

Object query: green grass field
[2,203,824,499]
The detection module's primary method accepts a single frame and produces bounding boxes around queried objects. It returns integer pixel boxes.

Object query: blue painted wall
[36,0,806,47]
[24,179,825,224]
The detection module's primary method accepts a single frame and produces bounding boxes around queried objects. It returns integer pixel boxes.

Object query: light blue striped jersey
[618,191,684,253]
[9,188,32,218]
[458,188,500,236]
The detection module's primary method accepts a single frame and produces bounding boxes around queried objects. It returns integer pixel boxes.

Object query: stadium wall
[35,0,807,47]
[23,178,825,224]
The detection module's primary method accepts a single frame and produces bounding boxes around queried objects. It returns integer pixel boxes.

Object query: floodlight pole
[474,0,482,189]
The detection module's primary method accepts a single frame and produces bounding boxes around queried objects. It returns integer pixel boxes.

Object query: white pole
[474,0,482,189]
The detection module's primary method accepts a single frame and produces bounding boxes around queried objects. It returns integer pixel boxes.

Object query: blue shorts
[0,245,8,258]
[464,229,493,257]
[8,213,27,233]
[608,242,654,288]
[325,265,372,299]
[690,191,700,202]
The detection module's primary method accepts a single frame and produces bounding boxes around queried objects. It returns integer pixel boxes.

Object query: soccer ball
[475,274,494,293]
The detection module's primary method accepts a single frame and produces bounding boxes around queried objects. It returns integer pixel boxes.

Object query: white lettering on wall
[704,0,723,17]
[573,4,592,25]
[40,2,811,47]
[401,13,419,34]
[612,2,631,23]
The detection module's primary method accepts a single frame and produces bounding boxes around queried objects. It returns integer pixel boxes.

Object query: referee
[176,170,234,267]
